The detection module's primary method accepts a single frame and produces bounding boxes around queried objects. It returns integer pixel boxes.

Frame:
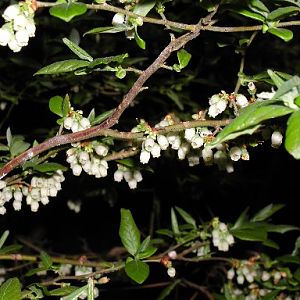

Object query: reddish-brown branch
[0,10,221,179]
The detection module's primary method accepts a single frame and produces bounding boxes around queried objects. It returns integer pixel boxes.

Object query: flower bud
[236,94,249,108]
[157,135,169,150]
[112,13,125,26]
[167,267,176,278]
[140,150,151,164]
[114,169,124,182]
[2,5,21,21]
[271,131,283,148]
[95,144,109,157]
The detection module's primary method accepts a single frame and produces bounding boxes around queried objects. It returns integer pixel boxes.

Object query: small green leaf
[251,203,285,222]
[92,110,115,127]
[171,208,180,235]
[0,278,21,300]
[267,69,285,88]
[133,0,156,16]
[268,27,293,42]
[134,27,146,50]
[136,246,157,259]
[267,224,300,234]
[119,209,141,256]
[248,0,270,14]
[25,267,48,277]
[285,110,300,159]
[33,162,67,173]
[49,95,70,117]
[10,138,30,158]
[62,38,93,62]
[175,206,196,228]
[40,251,53,269]
[177,49,191,69]
[262,290,280,300]
[233,8,265,22]
[61,285,88,300]
[232,207,249,229]
[88,54,128,68]
[84,25,130,36]
[0,230,9,249]
[49,2,87,22]
[125,260,150,284]
[35,59,90,75]
[267,6,299,21]
[0,244,22,255]
[48,286,78,296]
[87,278,94,300]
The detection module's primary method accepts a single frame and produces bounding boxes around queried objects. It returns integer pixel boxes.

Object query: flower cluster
[0,170,64,215]
[208,91,249,118]
[211,218,235,251]
[66,144,109,178]
[63,111,91,133]
[114,166,143,189]
[0,2,36,52]
[134,116,250,174]
[224,256,299,299]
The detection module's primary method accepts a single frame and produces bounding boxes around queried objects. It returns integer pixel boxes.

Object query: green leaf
[35,59,90,75]
[136,246,157,259]
[40,251,53,269]
[267,6,299,21]
[232,207,249,229]
[49,95,70,117]
[48,286,78,296]
[156,280,181,300]
[0,230,9,249]
[175,206,196,228]
[262,290,280,300]
[230,223,268,241]
[155,229,174,238]
[171,208,180,235]
[25,267,48,277]
[166,89,184,110]
[209,101,294,146]
[125,260,150,284]
[268,27,293,42]
[133,0,156,16]
[91,109,114,126]
[263,239,279,249]
[285,110,300,159]
[273,76,300,99]
[248,0,270,14]
[119,208,141,256]
[33,162,67,173]
[266,224,300,234]
[88,54,128,68]
[87,278,94,300]
[267,69,285,88]
[49,2,87,22]
[84,25,131,35]
[251,203,285,222]
[62,38,93,62]
[233,8,265,22]
[10,138,30,158]
[0,244,23,255]
[61,285,88,300]
[134,27,146,50]
[177,49,191,69]
[0,278,21,300]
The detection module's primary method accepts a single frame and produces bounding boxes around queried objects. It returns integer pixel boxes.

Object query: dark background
[0,1,300,298]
